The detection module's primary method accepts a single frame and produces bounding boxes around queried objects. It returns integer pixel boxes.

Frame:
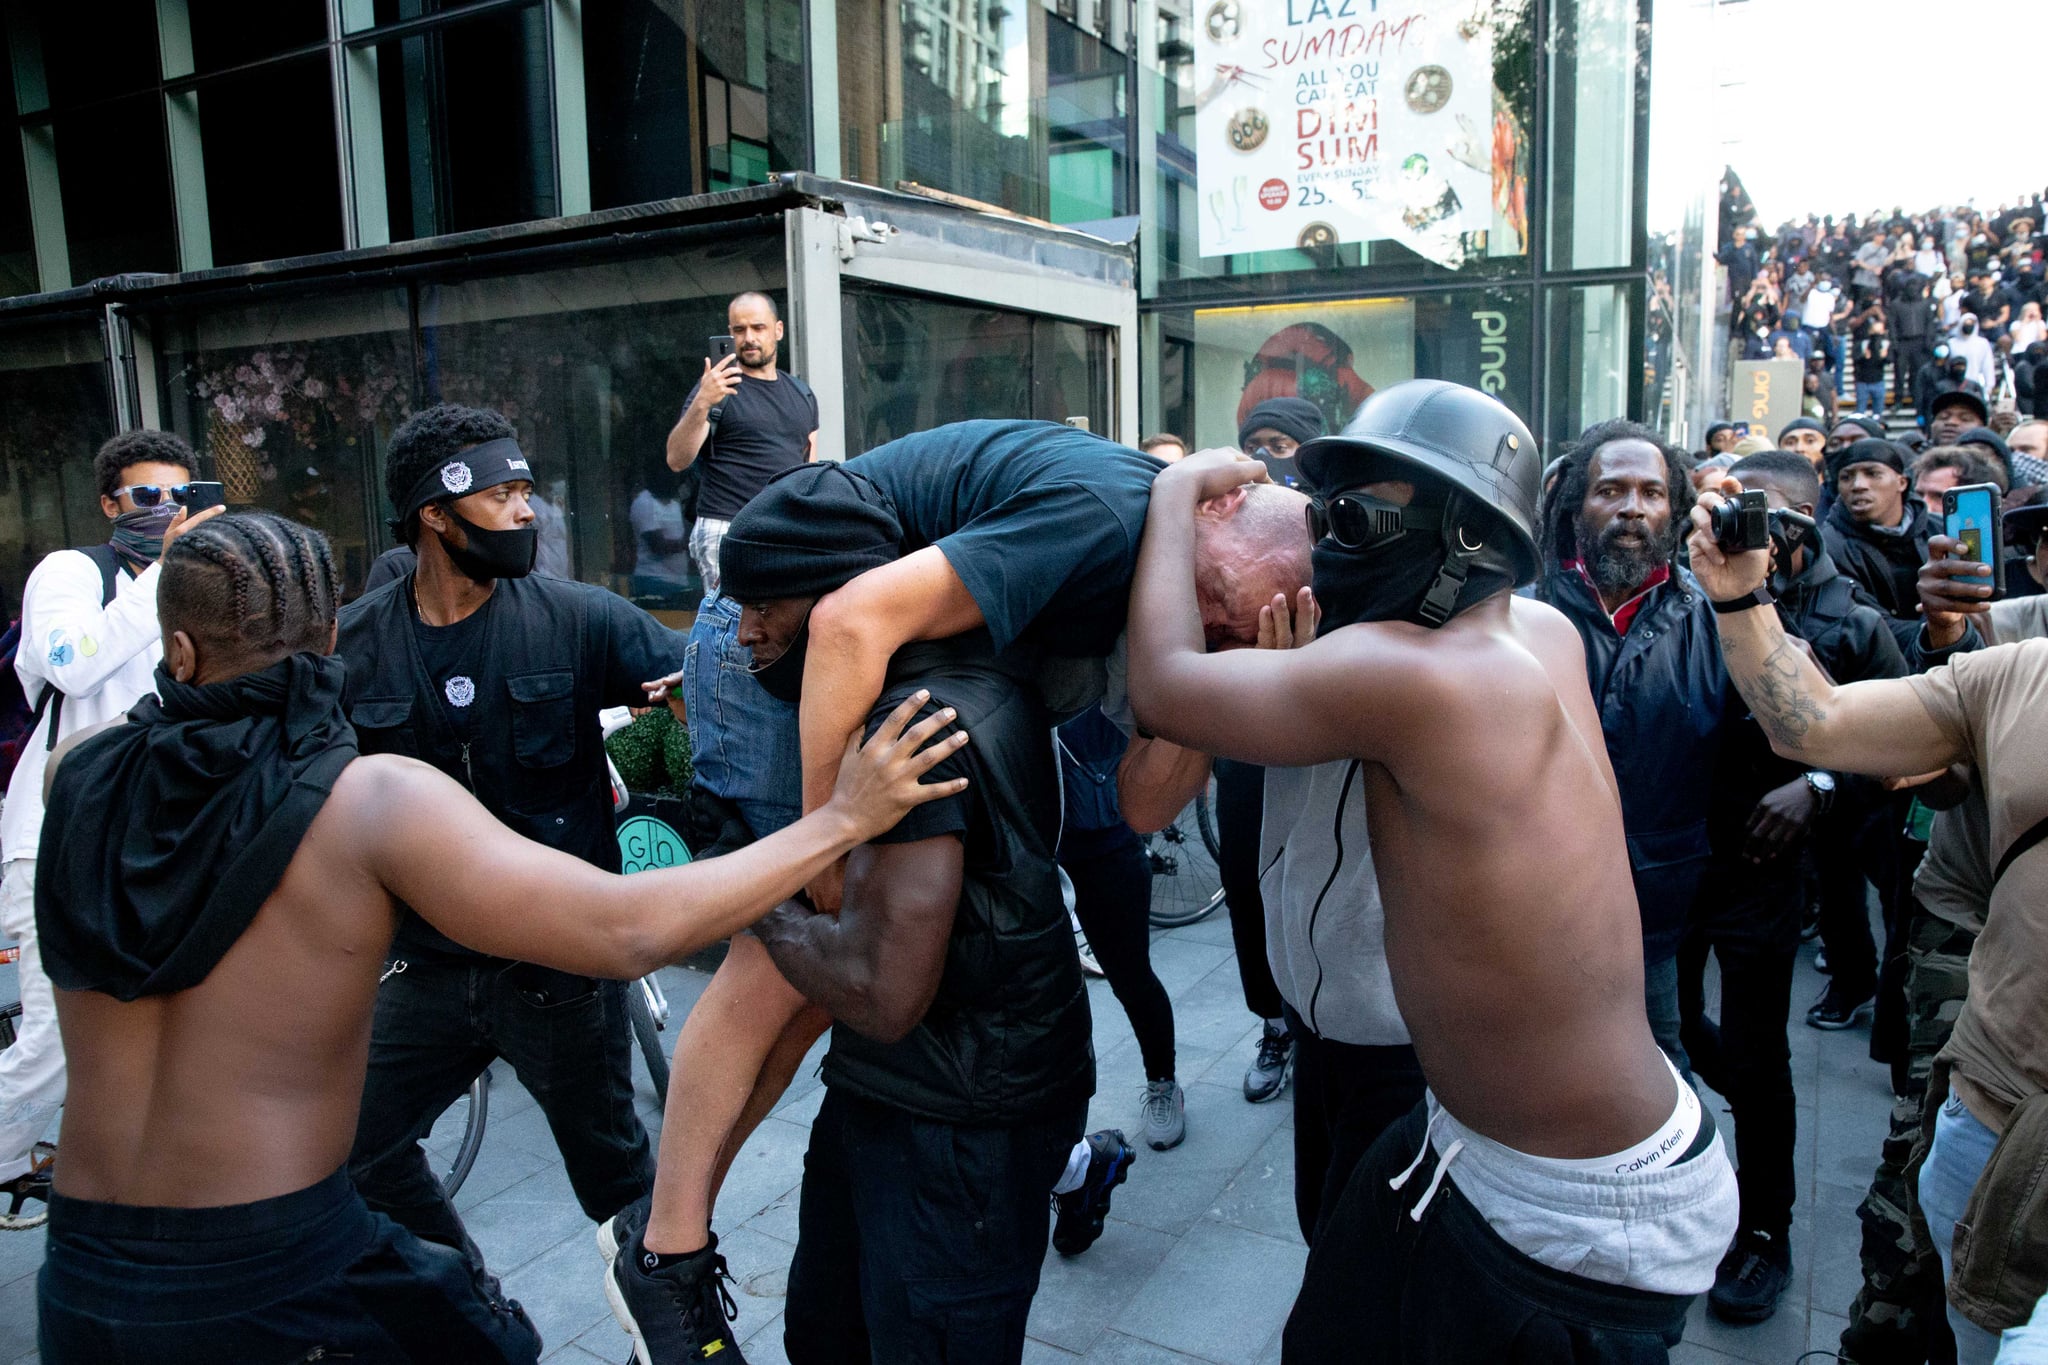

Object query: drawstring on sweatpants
[1388,1106,1466,1222]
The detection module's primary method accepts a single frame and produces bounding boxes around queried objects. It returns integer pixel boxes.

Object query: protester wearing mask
[1681,452,1908,1325]
[1853,319,1892,416]
[0,430,219,1232]
[1237,397,1324,490]
[1536,420,1725,1072]
[338,404,686,1285]
[1953,315,1997,395]
[1888,277,1937,408]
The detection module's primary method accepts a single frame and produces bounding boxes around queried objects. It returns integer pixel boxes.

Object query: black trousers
[1214,759,1285,1021]
[348,956,656,1267]
[1892,337,1931,409]
[784,1089,1084,1365]
[1813,805,1881,998]
[1283,1004,1425,1247]
[1284,1104,1692,1363]
[1676,861,1800,1241]
[1061,827,1176,1083]
[39,1168,541,1364]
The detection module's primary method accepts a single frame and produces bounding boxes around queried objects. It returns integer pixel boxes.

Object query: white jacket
[1,548,164,864]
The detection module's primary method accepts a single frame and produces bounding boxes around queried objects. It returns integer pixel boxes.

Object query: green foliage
[605,708,693,796]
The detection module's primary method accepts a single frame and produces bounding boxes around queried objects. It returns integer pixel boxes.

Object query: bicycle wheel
[433,1071,491,1198]
[1146,789,1228,929]
[629,985,671,1108]
[1195,784,1221,862]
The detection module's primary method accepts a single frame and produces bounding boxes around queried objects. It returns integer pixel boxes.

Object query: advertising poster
[1192,298,1417,451]
[1730,360,1803,444]
[1191,0,1497,261]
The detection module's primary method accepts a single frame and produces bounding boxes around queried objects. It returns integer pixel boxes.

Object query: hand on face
[1686,481,1772,601]
[1256,588,1319,649]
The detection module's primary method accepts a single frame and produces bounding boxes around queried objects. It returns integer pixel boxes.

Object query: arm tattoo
[1741,636,1828,751]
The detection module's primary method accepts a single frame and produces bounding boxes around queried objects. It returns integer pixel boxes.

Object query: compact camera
[1709,489,1770,551]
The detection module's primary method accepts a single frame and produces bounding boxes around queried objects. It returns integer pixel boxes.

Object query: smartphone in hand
[1943,482,2005,600]
[710,334,736,363]
[179,482,227,514]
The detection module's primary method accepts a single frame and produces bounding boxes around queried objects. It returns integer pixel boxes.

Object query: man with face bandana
[335,404,687,1281]
[0,430,219,1232]
[1120,381,1739,1360]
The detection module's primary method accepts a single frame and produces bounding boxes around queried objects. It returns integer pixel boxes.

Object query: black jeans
[784,1089,1084,1365]
[1214,759,1285,1021]
[1284,1004,1425,1246]
[1676,862,1800,1241]
[1813,806,1881,999]
[1285,1105,1692,1363]
[39,1168,541,1364]
[1061,826,1176,1083]
[348,956,655,1266]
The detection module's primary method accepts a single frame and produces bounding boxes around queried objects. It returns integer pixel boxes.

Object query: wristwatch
[1803,770,1836,814]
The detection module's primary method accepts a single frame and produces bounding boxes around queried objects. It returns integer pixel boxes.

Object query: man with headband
[337,404,687,1280]
[0,430,219,1231]
[1122,381,1739,1359]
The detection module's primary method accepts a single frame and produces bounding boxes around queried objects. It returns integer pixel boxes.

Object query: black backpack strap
[36,544,129,752]
[1993,813,2048,891]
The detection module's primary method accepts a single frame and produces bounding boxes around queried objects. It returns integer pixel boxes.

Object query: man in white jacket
[0,429,219,1227]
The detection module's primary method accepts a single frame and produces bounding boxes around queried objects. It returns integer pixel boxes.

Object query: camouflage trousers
[1838,901,1977,1365]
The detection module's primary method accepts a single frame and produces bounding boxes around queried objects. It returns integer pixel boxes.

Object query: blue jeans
[1918,1093,2005,1365]
[684,594,801,839]
[1857,381,1888,413]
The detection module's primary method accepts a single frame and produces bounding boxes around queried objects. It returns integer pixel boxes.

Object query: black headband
[399,437,535,522]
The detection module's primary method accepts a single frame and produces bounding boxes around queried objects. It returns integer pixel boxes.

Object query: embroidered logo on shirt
[445,676,477,708]
[441,462,474,494]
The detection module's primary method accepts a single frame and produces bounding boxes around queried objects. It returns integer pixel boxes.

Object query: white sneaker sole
[596,1217,623,1266]
[603,1259,656,1365]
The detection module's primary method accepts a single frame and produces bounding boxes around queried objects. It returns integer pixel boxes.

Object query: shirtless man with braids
[31,511,968,1364]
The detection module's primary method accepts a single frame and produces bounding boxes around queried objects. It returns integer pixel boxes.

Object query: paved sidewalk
[0,912,1897,1364]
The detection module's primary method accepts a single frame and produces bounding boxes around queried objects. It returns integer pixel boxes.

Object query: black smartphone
[1943,482,2005,600]
[179,481,226,514]
[710,334,736,363]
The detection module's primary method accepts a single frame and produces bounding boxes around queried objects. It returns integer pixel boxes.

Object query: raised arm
[1687,489,1962,776]
[752,835,963,1043]
[363,691,969,977]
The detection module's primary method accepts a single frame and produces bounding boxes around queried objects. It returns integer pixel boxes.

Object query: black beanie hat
[1239,397,1327,450]
[1777,416,1827,444]
[718,463,904,601]
[1836,414,1886,440]
[1956,425,2014,470]
[1827,437,1906,481]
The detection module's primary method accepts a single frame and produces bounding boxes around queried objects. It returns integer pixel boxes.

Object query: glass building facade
[0,0,1667,612]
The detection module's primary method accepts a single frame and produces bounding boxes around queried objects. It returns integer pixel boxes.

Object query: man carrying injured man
[30,511,966,1364]
[1122,381,1740,1362]
[612,419,1313,1360]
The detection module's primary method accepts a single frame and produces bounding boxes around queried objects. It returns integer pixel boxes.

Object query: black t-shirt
[683,369,818,520]
[847,420,1163,661]
[412,589,496,745]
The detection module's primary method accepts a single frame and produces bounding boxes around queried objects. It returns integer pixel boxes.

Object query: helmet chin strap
[1416,492,1480,628]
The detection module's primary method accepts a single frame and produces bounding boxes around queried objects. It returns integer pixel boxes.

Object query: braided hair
[1538,418,1697,569]
[160,511,343,665]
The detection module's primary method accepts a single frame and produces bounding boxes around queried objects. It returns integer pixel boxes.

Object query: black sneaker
[1243,1022,1295,1104]
[1052,1129,1135,1257]
[1805,982,1873,1030]
[596,1196,651,1267]
[604,1229,747,1365]
[0,1143,53,1232]
[1813,947,1830,974]
[1708,1230,1792,1323]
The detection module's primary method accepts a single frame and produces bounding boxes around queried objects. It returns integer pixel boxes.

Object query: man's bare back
[53,704,967,1212]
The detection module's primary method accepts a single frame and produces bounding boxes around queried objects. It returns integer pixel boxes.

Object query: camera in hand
[1709,488,1771,551]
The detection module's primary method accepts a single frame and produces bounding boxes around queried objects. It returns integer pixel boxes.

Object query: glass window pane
[187,0,327,74]
[194,56,345,266]
[372,0,505,25]
[1158,287,1534,454]
[52,93,179,281]
[150,289,417,597]
[0,26,37,297]
[842,286,1113,452]
[415,238,788,614]
[34,1,161,107]
[1544,281,1637,447]
[0,320,120,612]
[1547,0,1639,271]
[1149,0,1536,289]
[373,3,556,242]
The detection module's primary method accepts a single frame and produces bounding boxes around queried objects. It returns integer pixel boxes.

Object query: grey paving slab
[1203,1125,1304,1247]
[500,1228,620,1355]
[1162,911,1237,950]
[1102,1079,1289,1238]
[467,1165,601,1279]
[1110,1220,1306,1363]
[542,1343,619,1364]
[0,1267,35,1364]
[1082,1329,1225,1363]
[708,1112,811,1228]
[1028,1218,1179,1354]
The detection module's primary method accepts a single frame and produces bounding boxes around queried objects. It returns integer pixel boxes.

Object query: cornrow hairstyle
[160,511,342,663]
[383,404,518,547]
[1539,418,1697,569]
[94,429,197,501]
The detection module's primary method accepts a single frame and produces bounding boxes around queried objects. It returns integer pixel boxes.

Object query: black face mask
[438,506,537,582]
[1309,493,1514,632]
[747,614,811,704]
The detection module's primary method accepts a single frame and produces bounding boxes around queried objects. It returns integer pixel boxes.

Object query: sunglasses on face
[1305,489,1439,548]
[115,483,200,509]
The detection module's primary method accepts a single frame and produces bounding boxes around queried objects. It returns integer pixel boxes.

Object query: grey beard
[1581,521,1674,595]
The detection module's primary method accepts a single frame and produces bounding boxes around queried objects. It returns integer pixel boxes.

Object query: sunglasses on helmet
[1305,489,1441,548]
